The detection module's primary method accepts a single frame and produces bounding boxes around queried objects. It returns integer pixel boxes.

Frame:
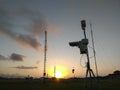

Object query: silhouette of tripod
[82,53,96,90]
[81,20,101,90]
[86,62,95,78]
[82,50,101,90]
[69,20,101,90]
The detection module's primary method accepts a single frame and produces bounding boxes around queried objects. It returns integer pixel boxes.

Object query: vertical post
[54,65,56,78]
[43,31,47,78]
[81,20,91,71]
[90,23,99,77]
[81,20,100,90]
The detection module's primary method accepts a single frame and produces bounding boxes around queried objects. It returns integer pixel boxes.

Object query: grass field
[0,78,120,90]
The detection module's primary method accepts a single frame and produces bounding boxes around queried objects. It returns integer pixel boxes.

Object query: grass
[101,79,120,90]
[0,78,119,90]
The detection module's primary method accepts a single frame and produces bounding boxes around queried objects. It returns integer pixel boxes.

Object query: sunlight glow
[48,65,68,78]
[55,71,62,78]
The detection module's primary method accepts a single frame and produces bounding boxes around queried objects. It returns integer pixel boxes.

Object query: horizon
[0,0,120,79]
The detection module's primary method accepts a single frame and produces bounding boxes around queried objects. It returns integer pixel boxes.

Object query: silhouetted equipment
[43,31,47,78]
[81,20,86,30]
[69,39,88,54]
[90,23,99,77]
[69,20,88,54]
[72,67,75,74]
[69,20,101,90]
[72,67,75,78]
[69,41,80,47]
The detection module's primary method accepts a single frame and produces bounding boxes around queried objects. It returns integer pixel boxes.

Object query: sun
[55,71,63,78]
[48,65,68,78]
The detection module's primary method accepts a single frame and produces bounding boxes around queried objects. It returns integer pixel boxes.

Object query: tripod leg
[86,69,89,78]
[90,69,95,77]
[89,70,92,78]
[89,69,102,90]
[91,69,102,90]
[83,69,89,90]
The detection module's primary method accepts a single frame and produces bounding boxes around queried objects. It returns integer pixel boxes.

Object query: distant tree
[113,70,120,75]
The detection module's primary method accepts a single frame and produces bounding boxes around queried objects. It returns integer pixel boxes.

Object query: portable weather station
[69,20,101,90]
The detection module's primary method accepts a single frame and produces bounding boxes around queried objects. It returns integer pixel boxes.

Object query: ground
[0,78,119,90]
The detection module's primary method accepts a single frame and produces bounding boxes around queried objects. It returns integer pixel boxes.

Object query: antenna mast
[43,30,47,78]
[90,23,99,77]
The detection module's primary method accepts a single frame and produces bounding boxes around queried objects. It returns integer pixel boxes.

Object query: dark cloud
[12,66,38,69]
[0,0,47,51]
[12,34,42,51]
[10,53,26,61]
[0,53,26,61]
[0,29,42,51]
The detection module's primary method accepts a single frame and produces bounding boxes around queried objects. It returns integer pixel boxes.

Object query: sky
[0,0,120,78]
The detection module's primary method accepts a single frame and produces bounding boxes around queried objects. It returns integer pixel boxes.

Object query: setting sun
[55,71,63,78]
[48,65,68,78]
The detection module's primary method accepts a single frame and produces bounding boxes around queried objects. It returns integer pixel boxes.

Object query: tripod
[69,20,101,90]
[82,51,97,90]
[81,20,101,90]
[82,52,101,90]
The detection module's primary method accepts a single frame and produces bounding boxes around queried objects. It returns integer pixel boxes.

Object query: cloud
[0,53,26,61]
[12,66,38,69]
[0,29,42,51]
[10,53,26,61]
[36,60,40,64]
[0,0,61,52]
[0,55,8,60]
[47,23,61,34]
[0,0,47,51]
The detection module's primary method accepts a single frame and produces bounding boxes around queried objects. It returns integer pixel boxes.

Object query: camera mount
[69,20,101,90]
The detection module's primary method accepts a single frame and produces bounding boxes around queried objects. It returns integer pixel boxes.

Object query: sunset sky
[0,0,120,78]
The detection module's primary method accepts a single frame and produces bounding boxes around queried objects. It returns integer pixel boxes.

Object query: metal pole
[83,26,91,72]
[43,31,47,77]
[90,23,99,77]
[54,65,56,78]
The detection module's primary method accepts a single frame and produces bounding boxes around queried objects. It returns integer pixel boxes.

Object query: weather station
[69,20,101,90]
